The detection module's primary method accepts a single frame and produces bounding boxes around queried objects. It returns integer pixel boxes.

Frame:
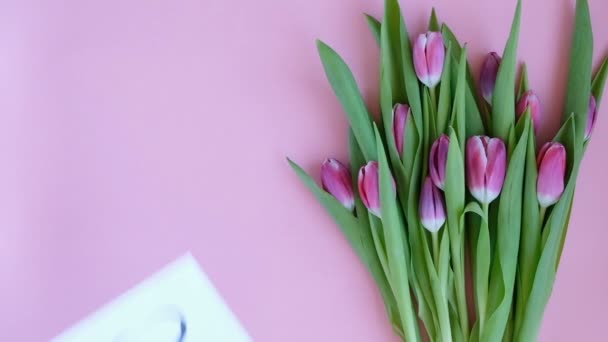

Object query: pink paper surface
[1,0,607,341]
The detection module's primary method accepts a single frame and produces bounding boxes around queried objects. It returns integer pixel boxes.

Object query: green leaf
[513,112,540,336]
[404,123,440,337]
[369,216,390,280]
[441,24,486,136]
[426,231,453,342]
[379,49,410,232]
[444,128,466,237]
[564,0,593,144]
[443,127,469,341]
[429,8,440,31]
[441,24,463,59]
[555,199,575,269]
[365,14,381,46]
[316,40,377,160]
[438,229,451,297]
[397,2,423,133]
[464,74,487,136]
[437,43,453,134]
[492,0,522,140]
[475,203,491,339]
[517,63,530,98]
[592,57,608,108]
[451,47,468,146]
[413,280,437,339]
[462,193,489,342]
[514,136,580,341]
[483,115,529,342]
[381,0,406,103]
[379,1,412,195]
[443,42,485,136]
[374,127,422,342]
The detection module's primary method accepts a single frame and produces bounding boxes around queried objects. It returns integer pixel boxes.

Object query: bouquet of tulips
[288,0,606,341]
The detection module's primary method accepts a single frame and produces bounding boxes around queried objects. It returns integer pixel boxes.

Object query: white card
[53,253,251,342]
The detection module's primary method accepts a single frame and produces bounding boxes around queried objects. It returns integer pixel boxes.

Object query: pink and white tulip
[358,161,395,217]
[585,95,597,140]
[430,134,450,190]
[413,32,445,88]
[537,142,566,208]
[393,104,410,156]
[516,90,542,133]
[466,136,507,204]
[420,177,446,233]
[480,52,501,103]
[321,158,355,211]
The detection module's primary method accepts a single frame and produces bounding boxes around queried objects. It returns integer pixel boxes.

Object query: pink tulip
[466,136,507,204]
[585,95,597,140]
[321,158,355,211]
[537,142,566,208]
[413,32,445,88]
[420,177,446,233]
[430,134,450,190]
[358,161,394,217]
[393,104,410,156]
[480,52,501,103]
[516,90,542,133]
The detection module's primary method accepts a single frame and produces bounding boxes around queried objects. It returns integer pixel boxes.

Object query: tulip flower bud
[420,177,446,233]
[466,136,507,204]
[480,52,501,103]
[321,158,355,211]
[358,161,395,218]
[585,95,597,140]
[516,90,542,133]
[413,32,445,88]
[393,103,410,156]
[430,134,450,190]
[537,142,566,208]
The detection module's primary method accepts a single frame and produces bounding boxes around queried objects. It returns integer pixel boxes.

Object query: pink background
[2,0,607,340]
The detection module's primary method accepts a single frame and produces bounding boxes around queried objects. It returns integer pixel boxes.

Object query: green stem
[432,231,440,268]
[540,206,550,247]
[429,86,438,115]
[429,86,438,139]
[453,242,470,341]
[503,305,515,342]
[379,217,421,342]
[476,202,491,339]
[515,205,547,337]
[539,206,547,228]
[369,217,390,279]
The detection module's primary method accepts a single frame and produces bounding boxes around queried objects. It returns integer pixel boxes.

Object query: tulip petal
[393,104,409,156]
[480,52,501,103]
[414,34,431,87]
[420,177,444,232]
[537,141,551,166]
[585,95,597,140]
[425,32,445,87]
[537,143,566,207]
[321,158,355,211]
[467,136,489,202]
[484,138,507,202]
[358,161,382,217]
[430,135,449,190]
[516,90,542,134]
[432,185,446,227]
